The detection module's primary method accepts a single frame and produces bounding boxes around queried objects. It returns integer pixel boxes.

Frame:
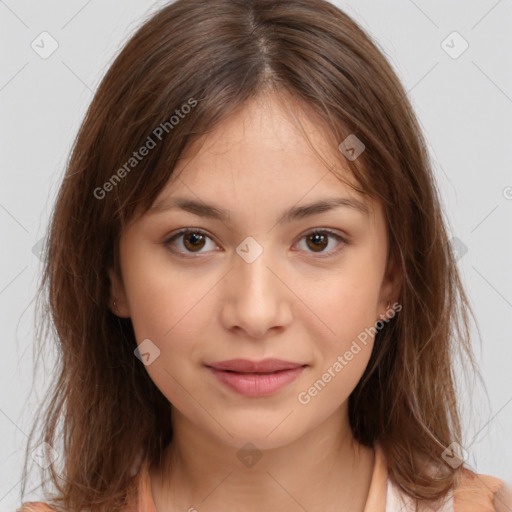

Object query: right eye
[164,228,220,256]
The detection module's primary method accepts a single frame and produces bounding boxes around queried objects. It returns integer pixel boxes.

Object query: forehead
[156,92,374,217]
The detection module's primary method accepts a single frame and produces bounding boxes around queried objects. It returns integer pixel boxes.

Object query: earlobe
[378,255,403,318]
[108,267,131,318]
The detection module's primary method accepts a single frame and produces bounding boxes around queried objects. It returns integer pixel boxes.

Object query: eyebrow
[148,196,370,224]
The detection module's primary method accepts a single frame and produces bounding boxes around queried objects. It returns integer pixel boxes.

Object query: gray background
[1,0,511,509]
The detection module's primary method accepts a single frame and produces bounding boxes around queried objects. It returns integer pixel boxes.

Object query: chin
[209,421,302,452]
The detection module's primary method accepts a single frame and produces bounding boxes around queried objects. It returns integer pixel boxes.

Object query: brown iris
[306,232,328,252]
[183,232,206,252]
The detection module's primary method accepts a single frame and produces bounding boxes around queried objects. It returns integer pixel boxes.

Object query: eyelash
[164,228,347,259]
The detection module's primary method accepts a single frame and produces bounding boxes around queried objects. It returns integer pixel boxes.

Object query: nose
[219,245,293,339]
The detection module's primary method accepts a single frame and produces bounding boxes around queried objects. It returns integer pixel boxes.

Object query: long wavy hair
[19,0,481,510]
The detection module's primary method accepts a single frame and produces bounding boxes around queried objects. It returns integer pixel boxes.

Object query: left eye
[164,228,346,257]
[295,229,346,256]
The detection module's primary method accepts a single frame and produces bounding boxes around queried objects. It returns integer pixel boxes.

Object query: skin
[109,91,401,512]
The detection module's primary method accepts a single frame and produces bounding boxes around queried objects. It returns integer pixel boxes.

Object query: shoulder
[385,466,511,512]
[16,503,59,512]
[16,460,148,512]
[16,497,141,512]
[453,468,512,512]
[16,499,139,512]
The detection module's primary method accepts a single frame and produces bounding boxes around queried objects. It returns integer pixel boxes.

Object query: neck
[150,405,375,512]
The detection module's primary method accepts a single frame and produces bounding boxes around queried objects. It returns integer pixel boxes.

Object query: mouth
[205,359,307,397]
[206,358,306,373]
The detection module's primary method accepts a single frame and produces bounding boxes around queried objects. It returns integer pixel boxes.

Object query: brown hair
[20,0,481,510]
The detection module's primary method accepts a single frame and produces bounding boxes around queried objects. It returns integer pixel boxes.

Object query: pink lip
[206,359,307,397]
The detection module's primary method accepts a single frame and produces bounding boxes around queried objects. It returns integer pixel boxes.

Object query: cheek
[297,260,383,401]
[297,346,372,419]
[121,248,213,404]
[302,261,383,341]
[298,275,378,409]
[122,245,217,350]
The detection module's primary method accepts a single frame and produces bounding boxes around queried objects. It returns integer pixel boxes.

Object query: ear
[108,267,131,318]
[377,252,402,318]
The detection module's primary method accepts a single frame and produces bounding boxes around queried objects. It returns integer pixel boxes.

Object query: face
[109,93,400,450]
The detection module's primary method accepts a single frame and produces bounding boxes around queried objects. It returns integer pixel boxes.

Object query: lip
[205,358,307,397]
[206,358,305,373]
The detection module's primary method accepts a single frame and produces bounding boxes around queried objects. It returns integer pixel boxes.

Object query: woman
[17,0,511,510]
